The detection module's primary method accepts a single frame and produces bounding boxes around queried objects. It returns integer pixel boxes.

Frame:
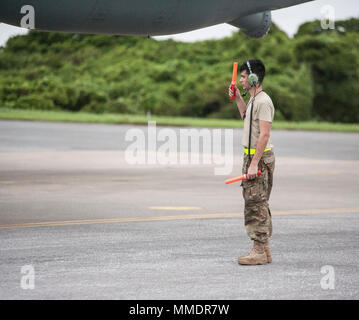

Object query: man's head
[239,59,266,90]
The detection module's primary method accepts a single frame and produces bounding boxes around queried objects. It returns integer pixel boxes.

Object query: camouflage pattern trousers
[241,150,275,243]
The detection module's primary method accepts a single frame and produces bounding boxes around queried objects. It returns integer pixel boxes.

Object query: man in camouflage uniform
[229,59,275,265]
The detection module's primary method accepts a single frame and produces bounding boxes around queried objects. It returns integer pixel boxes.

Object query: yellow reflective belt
[244,148,272,155]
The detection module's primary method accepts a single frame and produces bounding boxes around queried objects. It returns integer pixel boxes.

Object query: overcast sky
[0,0,358,46]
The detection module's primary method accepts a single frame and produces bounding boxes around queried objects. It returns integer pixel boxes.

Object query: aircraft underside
[0,0,313,38]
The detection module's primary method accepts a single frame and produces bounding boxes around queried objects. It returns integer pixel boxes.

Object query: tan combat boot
[264,239,272,263]
[238,241,268,265]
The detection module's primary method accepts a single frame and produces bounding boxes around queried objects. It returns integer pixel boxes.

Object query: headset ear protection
[246,61,259,87]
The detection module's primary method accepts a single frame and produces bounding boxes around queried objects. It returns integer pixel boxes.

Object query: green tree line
[0,18,358,123]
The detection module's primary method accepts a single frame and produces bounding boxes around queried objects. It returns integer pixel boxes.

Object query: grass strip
[0,107,358,132]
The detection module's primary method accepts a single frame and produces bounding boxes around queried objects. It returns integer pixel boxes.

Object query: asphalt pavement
[0,120,358,299]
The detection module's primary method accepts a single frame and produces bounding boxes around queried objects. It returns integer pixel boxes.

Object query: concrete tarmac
[0,120,358,299]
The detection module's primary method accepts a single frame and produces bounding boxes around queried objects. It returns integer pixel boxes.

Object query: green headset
[246,60,259,87]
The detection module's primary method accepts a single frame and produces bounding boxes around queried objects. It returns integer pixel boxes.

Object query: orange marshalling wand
[230,62,238,100]
[225,170,262,184]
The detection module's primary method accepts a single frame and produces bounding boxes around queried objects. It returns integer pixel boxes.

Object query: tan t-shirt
[241,91,274,149]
